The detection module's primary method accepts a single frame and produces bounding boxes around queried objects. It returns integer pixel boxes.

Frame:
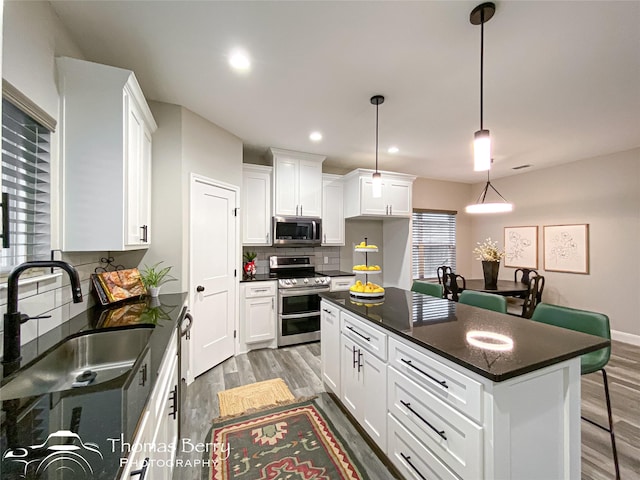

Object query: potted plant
[243,251,257,278]
[473,238,505,289]
[139,261,177,297]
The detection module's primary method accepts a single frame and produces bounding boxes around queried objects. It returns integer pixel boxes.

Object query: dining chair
[514,268,538,285]
[411,280,444,298]
[444,272,466,302]
[520,275,545,318]
[459,290,507,313]
[531,303,620,479]
[437,266,453,297]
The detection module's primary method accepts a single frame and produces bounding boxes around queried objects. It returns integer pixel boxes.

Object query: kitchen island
[320,288,609,480]
[0,293,188,479]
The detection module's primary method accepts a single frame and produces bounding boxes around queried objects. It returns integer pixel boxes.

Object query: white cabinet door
[362,351,387,450]
[340,334,363,419]
[244,295,276,344]
[297,159,323,217]
[321,302,341,394]
[242,166,272,245]
[385,180,412,217]
[322,175,344,245]
[360,177,387,215]
[274,157,299,216]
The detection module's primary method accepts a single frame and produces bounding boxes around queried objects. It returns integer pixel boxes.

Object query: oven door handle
[279,287,330,296]
[280,312,322,320]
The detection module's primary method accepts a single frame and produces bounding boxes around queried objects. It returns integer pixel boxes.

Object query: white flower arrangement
[473,237,505,262]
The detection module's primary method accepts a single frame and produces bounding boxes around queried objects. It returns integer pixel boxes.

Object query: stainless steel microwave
[272,216,322,247]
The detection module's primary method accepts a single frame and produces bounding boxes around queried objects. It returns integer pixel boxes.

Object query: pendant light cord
[375,102,379,173]
[479,8,484,130]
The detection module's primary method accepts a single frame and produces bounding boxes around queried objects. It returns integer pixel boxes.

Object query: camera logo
[1,430,103,479]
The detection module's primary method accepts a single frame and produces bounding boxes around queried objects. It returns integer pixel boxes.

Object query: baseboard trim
[611,329,640,346]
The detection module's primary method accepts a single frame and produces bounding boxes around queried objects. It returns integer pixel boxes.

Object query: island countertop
[320,287,609,382]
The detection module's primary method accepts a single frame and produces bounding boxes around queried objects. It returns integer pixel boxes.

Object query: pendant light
[471,2,495,172]
[465,167,513,213]
[370,95,384,198]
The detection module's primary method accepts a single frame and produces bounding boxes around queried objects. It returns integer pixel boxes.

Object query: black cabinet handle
[181,312,193,339]
[400,400,447,440]
[400,453,427,480]
[139,363,147,386]
[357,350,363,373]
[130,458,149,478]
[352,345,358,368]
[140,225,148,243]
[346,325,371,342]
[168,385,178,420]
[400,358,448,389]
[196,285,205,292]
[1,192,9,248]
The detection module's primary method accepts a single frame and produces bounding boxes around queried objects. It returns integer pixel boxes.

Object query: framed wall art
[504,226,538,269]
[543,224,589,274]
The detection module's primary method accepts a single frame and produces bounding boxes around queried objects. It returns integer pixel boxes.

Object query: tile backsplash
[0,251,142,358]
[243,246,342,274]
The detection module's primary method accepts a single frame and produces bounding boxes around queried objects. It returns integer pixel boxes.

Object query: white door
[190,176,237,378]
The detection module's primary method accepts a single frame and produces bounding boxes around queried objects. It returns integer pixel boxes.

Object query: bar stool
[459,290,507,313]
[531,303,620,479]
[411,281,444,298]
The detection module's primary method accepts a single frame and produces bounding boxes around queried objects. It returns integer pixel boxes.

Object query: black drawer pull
[168,385,178,420]
[400,358,448,389]
[346,325,371,342]
[130,458,149,478]
[357,350,363,372]
[139,363,147,386]
[352,345,358,368]
[400,400,447,440]
[400,453,427,480]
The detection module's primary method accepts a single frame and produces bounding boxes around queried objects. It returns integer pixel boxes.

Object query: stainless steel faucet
[2,261,83,376]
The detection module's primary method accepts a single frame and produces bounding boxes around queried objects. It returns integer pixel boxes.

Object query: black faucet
[2,261,83,376]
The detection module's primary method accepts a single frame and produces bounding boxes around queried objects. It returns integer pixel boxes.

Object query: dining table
[462,279,529,297]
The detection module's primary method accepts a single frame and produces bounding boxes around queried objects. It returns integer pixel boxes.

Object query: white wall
[469,148,640,339]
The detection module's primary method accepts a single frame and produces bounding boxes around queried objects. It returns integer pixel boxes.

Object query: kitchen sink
[0,327,153,401]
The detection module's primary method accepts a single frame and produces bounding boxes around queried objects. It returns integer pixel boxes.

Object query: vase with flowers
[243,251,257,278]
[473,238,505,289]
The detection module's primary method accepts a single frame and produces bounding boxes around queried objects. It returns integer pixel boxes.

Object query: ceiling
[49,1,640,184]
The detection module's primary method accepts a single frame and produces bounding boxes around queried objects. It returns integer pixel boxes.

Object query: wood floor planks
[177,339,640,479]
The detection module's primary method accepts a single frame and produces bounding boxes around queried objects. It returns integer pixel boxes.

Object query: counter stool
[531,303,620,479]
[459,290,507,313]
[411,281,444,298]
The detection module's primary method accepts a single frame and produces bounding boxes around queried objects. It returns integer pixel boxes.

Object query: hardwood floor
[177,340,640,479]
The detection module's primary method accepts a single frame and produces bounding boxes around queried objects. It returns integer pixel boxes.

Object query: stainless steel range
[269,256,330,347]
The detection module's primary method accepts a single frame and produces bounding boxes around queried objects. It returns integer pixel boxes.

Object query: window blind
[1,99,51,272]
[412,210,456,279]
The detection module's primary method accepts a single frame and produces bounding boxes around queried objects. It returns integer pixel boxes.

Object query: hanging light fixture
[470,2,495,172]
[465,166,513,213]
[370,95,384,198]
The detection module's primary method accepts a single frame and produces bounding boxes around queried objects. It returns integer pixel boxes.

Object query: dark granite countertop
[0,293,188,479]
[240,274,277,283]
[320,288,609,382]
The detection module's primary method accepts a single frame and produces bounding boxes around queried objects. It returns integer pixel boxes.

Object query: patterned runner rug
[207,399,364,479]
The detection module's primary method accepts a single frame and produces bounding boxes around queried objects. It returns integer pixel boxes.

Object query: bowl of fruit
[349,280,385,298]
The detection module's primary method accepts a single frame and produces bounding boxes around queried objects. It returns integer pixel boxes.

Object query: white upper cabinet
[242,164,272,245]
[57,57,157,251]
[322,174,344,245]
[269,148,325,217]
[344,169,416,218]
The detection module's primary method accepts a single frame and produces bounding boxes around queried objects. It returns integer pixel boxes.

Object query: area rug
[217,378,295,417]
[207,399,364,479]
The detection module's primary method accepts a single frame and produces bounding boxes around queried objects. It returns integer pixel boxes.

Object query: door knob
[196,285,205,292]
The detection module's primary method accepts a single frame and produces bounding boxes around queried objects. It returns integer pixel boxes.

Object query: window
[412,209,456,279]
[1,98,52,273]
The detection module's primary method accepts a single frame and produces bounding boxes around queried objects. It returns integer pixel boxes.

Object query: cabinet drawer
[388,367,483,480]
[387,413,460,480]
[244,282,276,298]
[388,338,483,423]
[340,311,387,361]
[330,276,354,292]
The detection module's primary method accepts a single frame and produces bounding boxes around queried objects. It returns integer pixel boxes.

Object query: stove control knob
[284,280,291,286]
[315,278,320,284]
[303,278,308,284]
[291,279,297,285]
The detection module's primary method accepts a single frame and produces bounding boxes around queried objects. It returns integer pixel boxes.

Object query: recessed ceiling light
[309,131,322,142]
[387,146,399,154]
[229,50,251,72]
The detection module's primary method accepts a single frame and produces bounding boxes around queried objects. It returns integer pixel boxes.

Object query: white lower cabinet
[120,330,178,479]
[241,282,277,350]
[321,302,341,395]
[339,313,387,451]
[322,299,582,480]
